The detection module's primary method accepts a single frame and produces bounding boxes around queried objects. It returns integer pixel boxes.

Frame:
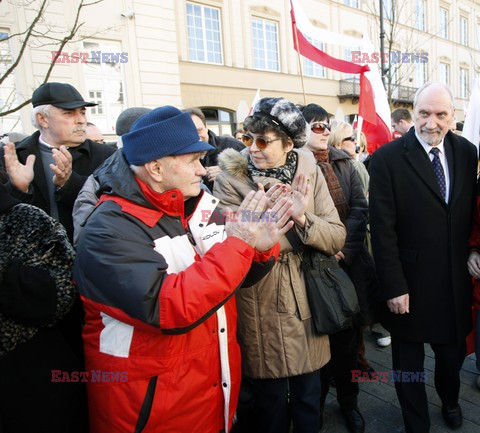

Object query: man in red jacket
[73,106,293,433]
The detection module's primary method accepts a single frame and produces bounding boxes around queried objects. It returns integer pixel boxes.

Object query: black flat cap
[32,82,97,109]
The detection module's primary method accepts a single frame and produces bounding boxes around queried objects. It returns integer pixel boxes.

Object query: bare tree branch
[0,0,48,87]
[0,0,107,117]
[0,98,31,116]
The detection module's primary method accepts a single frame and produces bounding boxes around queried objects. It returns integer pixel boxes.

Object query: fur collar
[217,148,249,179]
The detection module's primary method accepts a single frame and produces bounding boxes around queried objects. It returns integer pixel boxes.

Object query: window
[415,62,426,87]
[186,2,223,64]
[383,0,394,21]
[459,67,469,99]
[88,91,103,115]
[439,8,448,39]
[252,17,279,71]
[202,108,236,136]
[476,24,480,50]
[83,41,127,134]
[460,17,468,46]
[344,0,359,7]
[344,46,360,81]
[0,32,22,132]
[415,0,426,31]
[438,63,449,85]
[303,37,325,78]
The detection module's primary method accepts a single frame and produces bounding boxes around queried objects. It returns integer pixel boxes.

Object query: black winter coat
[369,129,477,343]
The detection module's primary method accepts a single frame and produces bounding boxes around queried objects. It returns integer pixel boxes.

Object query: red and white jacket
[73,154,278,433]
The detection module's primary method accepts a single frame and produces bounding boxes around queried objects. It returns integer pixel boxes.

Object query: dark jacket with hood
[73,150,279,433]
[327,146,379,325]
[203,130,244,191]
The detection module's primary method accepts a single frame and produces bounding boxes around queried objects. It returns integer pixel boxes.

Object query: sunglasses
[311,122,331,134]
[241,134,281,150]
[342,135,357,142]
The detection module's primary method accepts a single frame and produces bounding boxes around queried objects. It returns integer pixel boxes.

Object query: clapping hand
[264,183,291,209]
[51,146,73,188]
[225,189,294,251]
[3,141,35,193]
[291,173,310,228]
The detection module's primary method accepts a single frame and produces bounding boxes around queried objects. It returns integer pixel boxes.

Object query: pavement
[321,330,480,432]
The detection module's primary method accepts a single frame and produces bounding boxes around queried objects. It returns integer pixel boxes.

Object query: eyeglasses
[342,135,357,142]
[311,122,331,134]
[241,134,281,150]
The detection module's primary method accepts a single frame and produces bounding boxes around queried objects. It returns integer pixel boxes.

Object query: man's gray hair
[31,104,51,129]
[413,82,455,109]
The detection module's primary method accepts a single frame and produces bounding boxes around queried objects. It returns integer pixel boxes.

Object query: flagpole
[292,22,307,105]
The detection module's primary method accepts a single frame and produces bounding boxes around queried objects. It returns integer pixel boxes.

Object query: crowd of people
[0,80,479,433]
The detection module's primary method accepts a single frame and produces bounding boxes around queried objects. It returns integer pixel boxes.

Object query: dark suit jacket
[0,130,115,241]
[369,128,477,344]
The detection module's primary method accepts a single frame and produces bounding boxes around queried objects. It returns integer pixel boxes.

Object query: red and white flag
[358,35,392,154]
[290,0,392,154]
[248,89,261,116]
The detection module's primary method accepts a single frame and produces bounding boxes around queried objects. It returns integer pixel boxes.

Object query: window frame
[344,0,360,8]
[460,16,468,46]
[82,40,127,134]
[303,36,325,78]
[251,16,280,72]
[438,62,450,86]
[186,1,224,65]
[438,8,448,39]
[414,0,426,31]
[459,67,469,99]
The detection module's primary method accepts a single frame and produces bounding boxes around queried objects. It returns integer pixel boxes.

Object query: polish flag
[358,35,392,154]
[248,89,261,116]
[290,0,392,154]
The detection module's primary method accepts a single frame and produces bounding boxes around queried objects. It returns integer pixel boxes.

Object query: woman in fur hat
[214,97,346,433]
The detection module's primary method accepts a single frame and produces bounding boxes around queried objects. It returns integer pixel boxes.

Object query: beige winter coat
[214,148,346,379]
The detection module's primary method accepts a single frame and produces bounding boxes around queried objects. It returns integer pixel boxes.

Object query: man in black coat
[369,82,478,432]
[184,107,244,191]
[1,82,115,242]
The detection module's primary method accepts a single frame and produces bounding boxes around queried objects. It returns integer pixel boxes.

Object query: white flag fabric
[247,89,261,117]
[462,77,480,156]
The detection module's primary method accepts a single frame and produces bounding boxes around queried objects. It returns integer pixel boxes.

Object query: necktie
[430,147,446,200]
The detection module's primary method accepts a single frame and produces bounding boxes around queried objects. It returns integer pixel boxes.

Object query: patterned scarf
[313,149,349,223]
[247,151,297,185]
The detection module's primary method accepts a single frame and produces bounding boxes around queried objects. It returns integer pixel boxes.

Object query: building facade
[1,0,479,138]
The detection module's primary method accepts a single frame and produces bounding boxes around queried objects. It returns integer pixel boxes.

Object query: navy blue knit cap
[122,106,214,165]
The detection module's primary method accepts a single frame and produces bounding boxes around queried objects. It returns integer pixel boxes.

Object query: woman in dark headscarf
[0,182,85,433]
[214,98,346,433]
